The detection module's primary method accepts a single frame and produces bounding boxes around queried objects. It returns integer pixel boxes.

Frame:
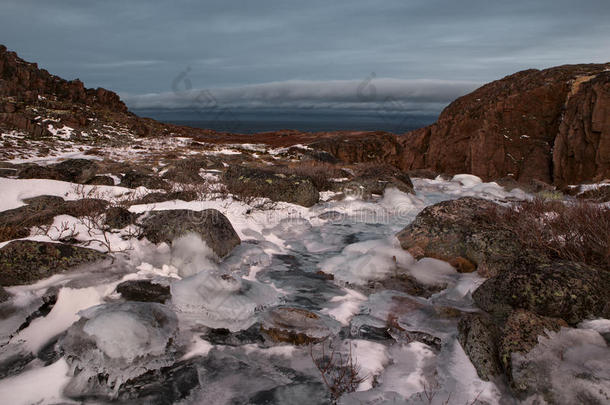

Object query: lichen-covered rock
[16,159,99,184]
[473,260,610,325]
[0,197,106,231]
[141,209,240,258]
[0,240,107,286]
[161,157,221,184]
[120,170,169,190]
[223,165,319,207]
[116,280,171,304]
[342,164,414,199]
[457,313,503,381]
[396,197,523,277]
[134,190,198,205]
[498,309,567,379]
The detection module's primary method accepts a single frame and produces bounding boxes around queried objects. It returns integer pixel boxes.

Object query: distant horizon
[132,107,438,134]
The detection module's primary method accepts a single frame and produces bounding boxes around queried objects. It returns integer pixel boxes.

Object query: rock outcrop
[141,209,240,257]
[397,64,610,185]
[0,240,107,285]
[396,197,523,276]
[223,165,320,207]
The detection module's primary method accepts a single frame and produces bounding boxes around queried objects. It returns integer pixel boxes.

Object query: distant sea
[132,109,437,134]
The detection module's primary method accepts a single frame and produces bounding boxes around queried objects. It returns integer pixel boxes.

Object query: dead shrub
[0,224,28,242]
[486,197,610,269]
[310,340,366,403]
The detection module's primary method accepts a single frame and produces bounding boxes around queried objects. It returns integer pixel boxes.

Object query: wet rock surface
[260,307,340,345]
[141,209,240,257]
[116,280,171,303]
[0,240,107,285]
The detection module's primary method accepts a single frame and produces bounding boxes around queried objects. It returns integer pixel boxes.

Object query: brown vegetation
[486,197,610,269]
[310,340,366,403]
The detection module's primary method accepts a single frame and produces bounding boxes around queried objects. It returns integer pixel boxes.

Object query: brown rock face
[553,71,610,185]
[398,64,610,185]
[0,45,127,113]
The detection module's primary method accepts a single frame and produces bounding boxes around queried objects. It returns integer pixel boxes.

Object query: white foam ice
[61,302,180,394]
[171,271,281,331]
[319,237,415,285]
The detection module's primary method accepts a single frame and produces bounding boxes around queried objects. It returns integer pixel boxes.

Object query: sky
[1,0,609,128]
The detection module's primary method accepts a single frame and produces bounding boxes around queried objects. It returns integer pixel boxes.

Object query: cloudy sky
[1,0,609,123]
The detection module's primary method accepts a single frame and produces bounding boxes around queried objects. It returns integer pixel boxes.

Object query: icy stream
[0,175,605,404]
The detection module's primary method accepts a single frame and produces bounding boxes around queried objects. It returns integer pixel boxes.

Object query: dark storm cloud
[1,0,608,113]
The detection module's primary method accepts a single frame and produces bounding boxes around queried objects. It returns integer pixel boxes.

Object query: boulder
[120,170,169,190]
[457,313,503,381]
[342,164,413,199]
[104,206,136,229]
[498,309,567,378]
[0,197,107,241]
[53,159,99,183]
[134,190,198,205]
[161,157,220,184]
[86,175,115,186]
[260,307,339,345]
[116,280,171,303]
[141,209,240,257]
[473,260,610,325]
[396,197,523,277]
[17,159,98,183]
[0,240,106,286]
[223,166,319,207]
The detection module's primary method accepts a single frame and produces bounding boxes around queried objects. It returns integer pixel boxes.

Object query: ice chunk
[170,233,218,278]
[0,358,72,405]
[16,287,104,354]
[319,238,414,285]
[322,288,367,326]
[407,257,457,286]
[60,302,180,395]
[512,327,610,404]
[451,174,483,187]
[171,272,280,331]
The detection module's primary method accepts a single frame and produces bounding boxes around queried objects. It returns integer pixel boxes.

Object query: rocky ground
[0,45,608,404]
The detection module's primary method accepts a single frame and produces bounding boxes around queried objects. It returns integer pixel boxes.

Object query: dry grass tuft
[486,197,610,269]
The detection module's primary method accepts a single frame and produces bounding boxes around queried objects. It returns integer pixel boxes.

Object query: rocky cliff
[397,64,610,186]
[1,44,608,185]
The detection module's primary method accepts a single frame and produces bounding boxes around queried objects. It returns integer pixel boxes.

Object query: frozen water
[60,302,180,395]
[513,328,610,404]
[170,233,218,277]
[171,271,281,331]
[319,237,414,285]
[1,173,605,404]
